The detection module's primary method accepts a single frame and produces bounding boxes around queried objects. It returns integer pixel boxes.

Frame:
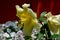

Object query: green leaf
[36,32,44,40]
[51,34,60,38]
[40,11,47,17]
[39,11,47,24]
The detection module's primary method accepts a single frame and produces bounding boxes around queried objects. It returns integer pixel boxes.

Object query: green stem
[24,36,32,40]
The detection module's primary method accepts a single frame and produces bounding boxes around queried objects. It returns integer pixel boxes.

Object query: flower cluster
[0,21,40,40]
[0,3,60,40]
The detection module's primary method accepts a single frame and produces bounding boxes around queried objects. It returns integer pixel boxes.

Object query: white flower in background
[4,21,18,28]
[3,33,10,38]
[2,24,5,27]
[31,33,36,38]
[7,28,11,33]
[2,24,7,30]
[32,29,37,34]
[31,29,37,40]
[0,24,4,34]
[4,21,13,27]
[10,32,16,37]
[2,24,5,29]
[17,30,23,35]
[17,30,25,40]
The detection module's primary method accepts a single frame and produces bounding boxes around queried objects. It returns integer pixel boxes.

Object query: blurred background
[0,0,60,23]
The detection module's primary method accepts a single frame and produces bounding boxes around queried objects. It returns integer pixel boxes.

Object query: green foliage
[39,11,47,24]
[24,36,32,40]
[36,32,43,40]
[39,11,52,40]
[51,34,60,38]
[40,11,47,17]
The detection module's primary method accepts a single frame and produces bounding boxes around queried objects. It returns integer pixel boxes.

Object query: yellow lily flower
[45,12,60,34]
[16,3,41,36]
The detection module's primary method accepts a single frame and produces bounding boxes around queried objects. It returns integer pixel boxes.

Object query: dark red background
[0,0,60,23]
